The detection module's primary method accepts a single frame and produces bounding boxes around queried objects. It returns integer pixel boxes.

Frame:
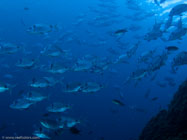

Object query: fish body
[40,119,64,130]
[47,64,69,74]
[30,77,58,88]
[46,103,71,113]
[30,82,49,88]
[148,51,168,72]
[112,99,125,106]
[165,4,187,30]
[60,117,80,128]
[33,131,50,139]
[10,99,34,110]
[16,59,35,69]
[41,45,69,57]
[115,54,129,64]
[130,69,147,81]
[152,97,158,101]
[114,29,128,36]
[81,82,103,93]
[138,50,156,63]
[73,60,92,72]
[165,46,179,53]
[168,28,187,41]
[27,24,58,35]
[169,4,187,17]
[0,43,21,54]
[126,42,140,58]
[24,91,47,102]
[64,82,82,93]
[172,51,187,68]
[0,86,9,93]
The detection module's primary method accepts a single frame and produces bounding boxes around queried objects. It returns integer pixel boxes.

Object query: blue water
[0,0,186,140]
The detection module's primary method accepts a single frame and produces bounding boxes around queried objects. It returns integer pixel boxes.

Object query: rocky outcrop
[139,80,187,140]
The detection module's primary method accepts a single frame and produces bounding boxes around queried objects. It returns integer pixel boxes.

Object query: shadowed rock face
[139,80,187,140]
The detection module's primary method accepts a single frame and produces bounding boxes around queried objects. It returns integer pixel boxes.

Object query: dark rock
[139,80,187,140]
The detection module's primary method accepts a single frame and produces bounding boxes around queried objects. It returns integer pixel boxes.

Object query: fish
[168,17,186,41]
[151,97,158,101]
[30,77,59,88]
[114,29,128,36]
[0,84,15,93]
[0,42,22,54]
[40,119,64,130]
[172,51,187,71]
[10,99,35,110]
[41,44,70,57]
[144,20,163,42]
[90,59,111,74]
[30,79,50,88]
[33,131,50,139]
[30,82,49,88]
[63,82,82,93]
[46,63,69,74]
[115,54,129,64]
[33,127,50,139]
[131,69,147,81]
[46,103,71,113]
[73,61,92,72]
[165,4,187,30]
[165,46,179,53]
[24,91,47,102]
[138,49,156,64]
[126,41,140,58]
[16,59,36,69]
[60,116,80,128]
[81,82,103,93]
[24,7,29,11]
[148,51,168,72]
[27,24,59,35]
[168,28,187,41]
[112,99,125,106]
[169,4,187,17]
[0,85,9,93]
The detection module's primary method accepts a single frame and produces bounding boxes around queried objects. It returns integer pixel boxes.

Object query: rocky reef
[139,80,187,140]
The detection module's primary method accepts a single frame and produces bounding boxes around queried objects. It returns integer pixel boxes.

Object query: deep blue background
[0,0,186,140]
